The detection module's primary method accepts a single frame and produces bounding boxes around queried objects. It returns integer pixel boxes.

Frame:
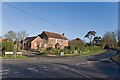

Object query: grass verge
[0,55,28,59]
[64,50,106,57]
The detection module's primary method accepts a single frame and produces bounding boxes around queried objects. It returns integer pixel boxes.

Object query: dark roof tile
[24,36,36,43]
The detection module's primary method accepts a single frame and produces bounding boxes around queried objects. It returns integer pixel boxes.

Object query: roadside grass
[64,50,106,57]
[0,55,28,59]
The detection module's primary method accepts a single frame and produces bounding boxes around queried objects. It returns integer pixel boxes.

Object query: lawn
[64,50,106,57]
[0,55,28,59]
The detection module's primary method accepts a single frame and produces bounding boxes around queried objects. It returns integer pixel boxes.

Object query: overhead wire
[4,2,79,34]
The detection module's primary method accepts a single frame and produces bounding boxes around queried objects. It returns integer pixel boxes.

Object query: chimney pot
[62,33,64,36]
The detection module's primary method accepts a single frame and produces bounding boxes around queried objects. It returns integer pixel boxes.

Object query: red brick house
[0,38,3,42]
[23,36,43,50]
[23,31,68,50]
[0,38,10,42]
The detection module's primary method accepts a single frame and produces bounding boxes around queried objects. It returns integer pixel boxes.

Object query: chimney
[62,33,64,36]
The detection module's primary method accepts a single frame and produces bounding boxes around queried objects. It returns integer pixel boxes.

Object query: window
[60,39,62,45]
[39,43,41,47]
[44,44,46,47]
[56,39,57,43]
[60,39,62,42]
[34,42,37,47]
[60,44,62,48]
[50,40,53,44]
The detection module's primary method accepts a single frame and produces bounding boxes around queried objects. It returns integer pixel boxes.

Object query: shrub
[47,49,61,55]
[2,41,14,52]
[64,49,72,54]
[39,48,45,53]
[90,46,102,51]
[40,51,48,55]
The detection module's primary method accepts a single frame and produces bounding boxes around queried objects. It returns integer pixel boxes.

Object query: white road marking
[27,68,36,70]
[58,64,94,80]
[44,68,49,71]
[43,66,47,69]
[83,74,94,80]
[15,72,18,73]
[35,70,38,71]
[61,65,68,69]
[4,70,9,72]
[76,63,81,65]
[82,63,86,65]
[2,72,9,75]
[53,67,60,71]
[87,61,92,64]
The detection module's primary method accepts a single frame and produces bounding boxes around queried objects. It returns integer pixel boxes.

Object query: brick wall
[48,37,68,49]
[31,36,43,50]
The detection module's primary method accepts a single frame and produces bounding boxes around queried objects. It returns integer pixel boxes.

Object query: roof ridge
[44,31,62,35]
[43,31,68,40]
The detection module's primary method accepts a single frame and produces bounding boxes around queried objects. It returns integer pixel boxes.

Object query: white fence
[5,52,13,55]
[16,52,22,55]
[5,52,22,55]
[4,52,23,57]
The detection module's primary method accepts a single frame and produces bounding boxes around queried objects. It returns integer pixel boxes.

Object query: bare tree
[16,31,28,41]
[4,31,16,41]
[101,32,118,48]
[16,31,28,50]
[21,31,28,40]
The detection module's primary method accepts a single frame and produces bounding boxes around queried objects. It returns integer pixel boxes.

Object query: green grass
[63,46,106,57]
[79,50,106,56]
[0,55,28,59]
[64,50,106,57]
[64,54,79,56]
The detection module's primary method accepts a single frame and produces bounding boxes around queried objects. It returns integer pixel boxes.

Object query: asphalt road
[1,50,120,80]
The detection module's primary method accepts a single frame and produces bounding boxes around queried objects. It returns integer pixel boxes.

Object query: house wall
[62,39,68,48]
[31,36,43,50]
[48,37,68,49]
[0,38,2,43]
[23,31,69,50]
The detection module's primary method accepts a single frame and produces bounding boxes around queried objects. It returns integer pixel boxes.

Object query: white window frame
[44,44,46,47]
[56,39,58,43]
[39,43,41,48]
[34,42,37,47]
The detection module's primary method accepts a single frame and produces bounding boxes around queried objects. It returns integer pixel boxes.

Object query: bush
[2,41,14,52]
[64,49,72,54]
[90,46,102,51]
[39,46,103,56]
[47,49,61,55]
[39,51,48,55]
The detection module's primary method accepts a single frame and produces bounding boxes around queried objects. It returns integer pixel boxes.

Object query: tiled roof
[24,36,36,43]
[0,38,11,42]
[43,31,68,40]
